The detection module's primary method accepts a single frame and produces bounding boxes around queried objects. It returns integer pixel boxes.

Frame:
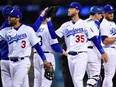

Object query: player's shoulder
[77,19,87,24]
[78,19,88,26]
[101,18,111,25]
[22,24,34,30]
[86,18,98,26]
[0,26,12,31]
[62,21,71,25]
[100,19,109,28]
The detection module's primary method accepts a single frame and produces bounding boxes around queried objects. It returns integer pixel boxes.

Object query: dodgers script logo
[65,28,84,37]
[7,33,27,44]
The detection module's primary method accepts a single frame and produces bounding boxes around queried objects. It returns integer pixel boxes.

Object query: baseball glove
[44,61,54,80]
[46,6,59,18]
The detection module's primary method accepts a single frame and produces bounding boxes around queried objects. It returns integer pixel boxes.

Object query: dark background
[0,0,116,87]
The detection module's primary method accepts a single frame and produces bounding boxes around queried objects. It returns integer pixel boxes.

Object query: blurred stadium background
[0,0,116,87]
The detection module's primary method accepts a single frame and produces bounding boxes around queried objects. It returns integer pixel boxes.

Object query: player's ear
[76,9,79,14]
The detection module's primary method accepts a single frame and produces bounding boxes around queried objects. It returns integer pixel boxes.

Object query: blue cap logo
[8,9,22,19]
[103,4,115,13]
[69,2,82,11]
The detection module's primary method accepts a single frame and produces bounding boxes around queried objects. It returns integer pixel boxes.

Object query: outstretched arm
[47,18,67,56]
[46,17,58,39]
[33,43,47,61]
[31,7,48,32]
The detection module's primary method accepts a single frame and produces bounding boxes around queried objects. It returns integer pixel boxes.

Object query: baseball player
[85,6,108,87]
[33,17,67,87]
[47,2,105,87]
[0,9,51,87]
[0,5,47,87]
[0,5,18,87]
[100,4,116,87]
[0,5,48,87]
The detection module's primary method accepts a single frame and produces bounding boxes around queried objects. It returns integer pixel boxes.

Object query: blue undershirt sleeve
[47,21,58,39]
[51,43,63,53]
[32,16,43,32]
[91,36,105,54]
[33,43,46,61]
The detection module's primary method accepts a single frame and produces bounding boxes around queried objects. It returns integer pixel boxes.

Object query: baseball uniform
[85,6,106,87]
[55,19,95,87]
[1,5,29,87]
[33,20,62,87]
[101,18,116,87]
[0,23,43,87]
[47,2,98,87]
[100,4,116,87]
[0,21,30,87]
[86,18,102,87]
[1,6,47,87]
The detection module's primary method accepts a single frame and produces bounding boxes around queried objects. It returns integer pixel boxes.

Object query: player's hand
[46,17,51,21]
[43,61,52,68]
[43,61,54,80]
[61,49,68,56]
[40,7,49,17]
[101,53,108,63]
[46,6,59,19]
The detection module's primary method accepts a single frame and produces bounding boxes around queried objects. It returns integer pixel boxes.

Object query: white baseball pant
[67,52,88,87]
[33,52,55,87]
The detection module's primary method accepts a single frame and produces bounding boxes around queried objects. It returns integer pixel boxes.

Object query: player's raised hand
[46,6,59,19]
[46,17,51,21]
[101,53,108,63]
[40,7,49,17]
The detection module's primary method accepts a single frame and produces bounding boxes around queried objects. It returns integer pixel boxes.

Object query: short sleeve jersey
[0,24,39,57]
[100,18,116,48]
[55,19,94,52]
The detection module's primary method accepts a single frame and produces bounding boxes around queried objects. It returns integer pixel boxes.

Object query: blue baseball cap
[103,4,115,13]
[68,2,82,11]
[2,5,13,17]
[8,9,22,19]
[90,6,103,14]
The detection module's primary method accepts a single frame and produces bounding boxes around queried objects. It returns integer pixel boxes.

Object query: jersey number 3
[38,36,42,46]
[21,40,26,48]
[76,35,85,43]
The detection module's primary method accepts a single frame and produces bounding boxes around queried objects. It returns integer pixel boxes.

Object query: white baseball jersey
[85,18,102,86]
[100,18,116,48]
[55,19,95,52]
[33,24,58,87]
[0,24,40,57]
[100,19,116,87]
[86,18,100,46]
[36,24,58,52]
[55,19,97,87]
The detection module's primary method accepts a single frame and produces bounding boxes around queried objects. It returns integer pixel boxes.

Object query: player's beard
[68,12,76,17]
[9,20,17,26]
[106,16,114,21]
[105,13,114,21]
